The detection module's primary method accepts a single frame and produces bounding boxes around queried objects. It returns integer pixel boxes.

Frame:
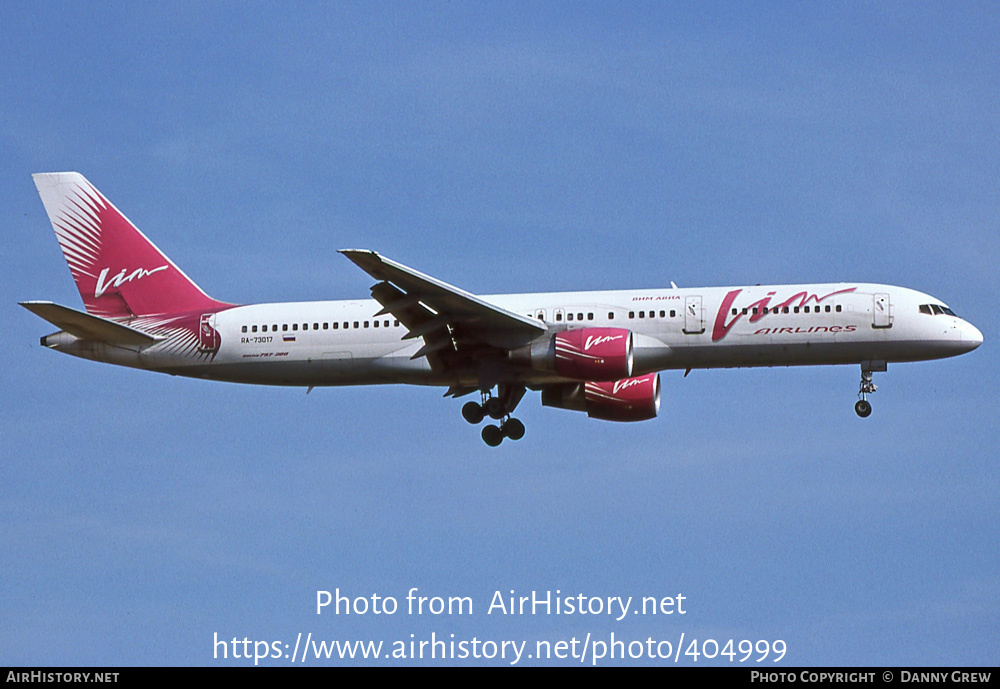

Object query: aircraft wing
[20,301,161,346]
[339,250,547,356]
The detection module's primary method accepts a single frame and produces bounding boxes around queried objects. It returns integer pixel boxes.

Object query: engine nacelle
[541,372,660,422]
[510,327,633,382]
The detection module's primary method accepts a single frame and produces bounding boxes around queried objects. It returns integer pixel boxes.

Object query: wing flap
[340,249,546,349]
[20,301,160,346]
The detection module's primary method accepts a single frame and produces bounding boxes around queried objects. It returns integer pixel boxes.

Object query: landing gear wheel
[462,401,485,424]
[502,417,525,441]
[855,364,881,419]
[481,425,504,447]
[484,397,506,420]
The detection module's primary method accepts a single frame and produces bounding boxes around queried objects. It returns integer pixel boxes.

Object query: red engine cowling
[553,327,633,381]
[541,372,660,422]
[584,373,660,421]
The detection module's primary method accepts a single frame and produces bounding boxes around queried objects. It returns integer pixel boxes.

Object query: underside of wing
[339,250,547,374]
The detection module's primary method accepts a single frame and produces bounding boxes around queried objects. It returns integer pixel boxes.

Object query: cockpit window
[920,304,958,317]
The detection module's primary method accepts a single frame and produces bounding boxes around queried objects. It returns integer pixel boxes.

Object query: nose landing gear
[462,384,526,446]
[855,361,885,418]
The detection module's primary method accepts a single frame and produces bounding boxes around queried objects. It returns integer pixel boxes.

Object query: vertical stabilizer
[32,172,228,318]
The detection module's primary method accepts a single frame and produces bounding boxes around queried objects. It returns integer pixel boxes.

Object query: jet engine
[509,327,633,381]
[541,372,660,422]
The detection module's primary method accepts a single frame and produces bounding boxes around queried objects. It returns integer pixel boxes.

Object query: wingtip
[339,249,381,265]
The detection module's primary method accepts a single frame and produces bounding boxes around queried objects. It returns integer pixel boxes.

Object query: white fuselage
[54,282,982,388]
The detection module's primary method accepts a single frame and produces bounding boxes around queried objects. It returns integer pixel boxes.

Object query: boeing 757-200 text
[21,173,983,445]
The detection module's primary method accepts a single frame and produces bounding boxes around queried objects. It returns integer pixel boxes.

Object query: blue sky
[1,2,997,666]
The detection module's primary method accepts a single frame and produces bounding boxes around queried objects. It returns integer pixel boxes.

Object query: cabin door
[198,313,220,352]
[683,296,705,334]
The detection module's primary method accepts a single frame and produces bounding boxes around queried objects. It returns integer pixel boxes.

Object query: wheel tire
[482,425,504,447]
[462,401,485,424]
[855,400,872,418]
[503,418,525,441]
[484,397,506,420]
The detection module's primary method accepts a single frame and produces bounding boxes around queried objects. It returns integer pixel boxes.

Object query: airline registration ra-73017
[22,173,983,446]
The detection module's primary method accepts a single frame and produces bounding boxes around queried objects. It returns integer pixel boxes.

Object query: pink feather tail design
[33,172,230,319]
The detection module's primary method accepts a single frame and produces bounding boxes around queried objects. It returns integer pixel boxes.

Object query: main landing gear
[855,361,885,418]
[462,384,526,446]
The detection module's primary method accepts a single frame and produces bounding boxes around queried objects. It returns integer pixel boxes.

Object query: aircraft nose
[962,321,984,351]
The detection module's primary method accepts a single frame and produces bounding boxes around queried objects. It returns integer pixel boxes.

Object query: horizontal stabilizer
[19,301,160,346]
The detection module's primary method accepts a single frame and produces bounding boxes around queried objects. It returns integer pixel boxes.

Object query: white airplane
[22,172,983,446]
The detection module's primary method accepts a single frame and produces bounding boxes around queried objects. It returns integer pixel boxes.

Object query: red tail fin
[33,172,229,318]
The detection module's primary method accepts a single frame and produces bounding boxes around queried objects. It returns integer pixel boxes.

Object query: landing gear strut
[462,384,526,446]
[855,361,885,418]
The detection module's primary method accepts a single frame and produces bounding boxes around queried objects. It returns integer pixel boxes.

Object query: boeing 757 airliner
[21,173,983,445]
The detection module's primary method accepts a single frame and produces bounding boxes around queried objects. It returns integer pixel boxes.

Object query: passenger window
[293,323,298,331]
[608,312,614,320]
[660,310,665,318]
[374,320,379,328]
[567,313,574,321]
[629,312,635,318]
[384,321,389,328]
[252,325,258,333]
[354,322,359,328]
[639,311,645,318]
[241,326,247,333]
[783,307,789,314]
[670,310,676,318]
[577,313,583,321]
[333,322,339,329]
[282,324,288,331]
[556,313,563,321]
[587,313,593,320]
[835,305,842,313]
